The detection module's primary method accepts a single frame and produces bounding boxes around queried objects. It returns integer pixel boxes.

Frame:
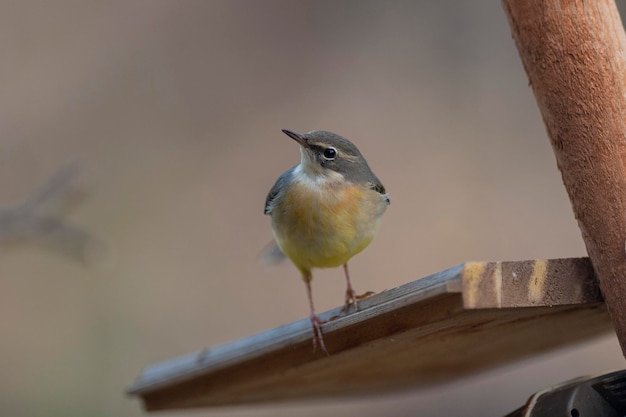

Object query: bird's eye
[323,147,337,160]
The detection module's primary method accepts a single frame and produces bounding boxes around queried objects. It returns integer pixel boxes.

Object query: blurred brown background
[1,1,624,416]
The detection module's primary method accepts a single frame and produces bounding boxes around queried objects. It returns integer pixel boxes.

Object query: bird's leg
[342,263,358,313]
[304,274,328,355]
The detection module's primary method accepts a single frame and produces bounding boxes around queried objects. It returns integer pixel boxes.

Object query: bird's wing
[369,179,390,205]
[264,167,294,215]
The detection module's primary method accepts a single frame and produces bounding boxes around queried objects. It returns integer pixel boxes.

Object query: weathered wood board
[127,258,611,411]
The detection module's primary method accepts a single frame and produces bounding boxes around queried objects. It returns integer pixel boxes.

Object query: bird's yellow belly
[272,182,383,272]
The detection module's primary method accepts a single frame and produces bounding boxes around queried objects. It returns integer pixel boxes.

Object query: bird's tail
[259,240,287,266]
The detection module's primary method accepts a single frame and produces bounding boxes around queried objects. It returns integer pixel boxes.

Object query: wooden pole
[502,0,626,354]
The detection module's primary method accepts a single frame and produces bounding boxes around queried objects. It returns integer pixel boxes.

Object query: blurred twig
[0,163,101,263]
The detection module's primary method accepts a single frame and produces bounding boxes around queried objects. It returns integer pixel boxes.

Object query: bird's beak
[282,129,309,148]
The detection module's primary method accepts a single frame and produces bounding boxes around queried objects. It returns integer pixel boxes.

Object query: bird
[264,129,390,353]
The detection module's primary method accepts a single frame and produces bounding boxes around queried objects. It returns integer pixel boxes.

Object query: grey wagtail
[264,129,390,353]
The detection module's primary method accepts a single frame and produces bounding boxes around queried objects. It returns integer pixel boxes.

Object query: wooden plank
[502,0,626,355]
[127,258,610,411]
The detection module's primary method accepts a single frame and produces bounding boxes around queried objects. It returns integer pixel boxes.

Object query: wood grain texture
[127,258,610,411]
[502,0,626,354]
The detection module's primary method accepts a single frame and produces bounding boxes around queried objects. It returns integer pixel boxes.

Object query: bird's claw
[310,314,329,355]
[342,288,359,314]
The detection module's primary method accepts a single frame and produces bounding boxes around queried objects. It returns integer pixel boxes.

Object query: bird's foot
[342,290,376,314]
[310,313,329,355]
[342,287,359,314]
